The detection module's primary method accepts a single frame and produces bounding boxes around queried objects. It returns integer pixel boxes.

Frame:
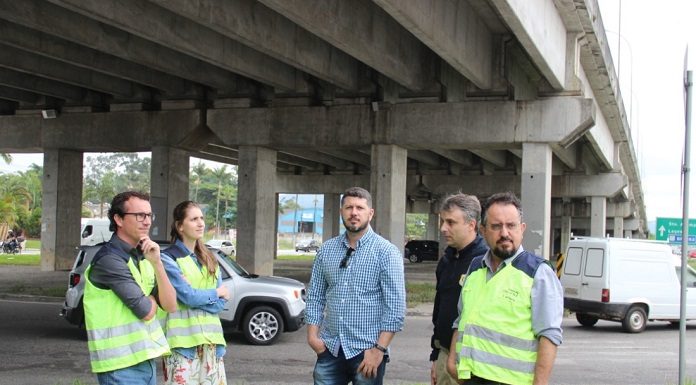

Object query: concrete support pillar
[150,146,189,241]
[560,215,572,255]
[323,193,341,242]
[590,196,606,237]
[237,146,276,275]
[41,149,83,271]
[370,144,407,247]
[624,230,632,239]
[613,216,624,238]
[426,213,440,241]
[521,143,552,259]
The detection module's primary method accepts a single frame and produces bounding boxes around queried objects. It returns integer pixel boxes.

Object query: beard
[491,236,517,259]
[342,217,369,234]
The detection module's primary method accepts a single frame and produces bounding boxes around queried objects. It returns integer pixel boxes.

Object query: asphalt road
[1,298,696,385]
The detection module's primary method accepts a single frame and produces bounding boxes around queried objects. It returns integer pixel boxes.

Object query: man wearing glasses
[306,187,406,385]
[447,192,563,385]
[84,191,177,385]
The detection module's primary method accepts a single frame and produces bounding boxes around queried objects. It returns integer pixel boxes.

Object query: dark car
[404,240,440,263]
[295,239,320,252]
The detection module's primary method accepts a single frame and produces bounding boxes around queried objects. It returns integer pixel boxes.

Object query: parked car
[295,239,320,252]
[60,243,306,345]
[404,240,439,263]
[205,239,236,256]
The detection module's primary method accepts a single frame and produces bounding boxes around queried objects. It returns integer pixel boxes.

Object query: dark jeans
[313,347,388,385]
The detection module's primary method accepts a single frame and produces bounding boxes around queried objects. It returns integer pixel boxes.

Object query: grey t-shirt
[88,235,157,319]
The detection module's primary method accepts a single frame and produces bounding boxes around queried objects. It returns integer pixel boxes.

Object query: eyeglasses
[340,248,355,268]
[486,222,520,232]
[122,212,156,222]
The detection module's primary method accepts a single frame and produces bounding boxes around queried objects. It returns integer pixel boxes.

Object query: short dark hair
[481,191,523,226]
[107,191,150,232]
[440,193,481,224]
[341,186,372,208]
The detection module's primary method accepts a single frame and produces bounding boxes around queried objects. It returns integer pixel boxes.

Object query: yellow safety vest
[160,255,226,348]
[456,252,543,385]
[84,253,169,373]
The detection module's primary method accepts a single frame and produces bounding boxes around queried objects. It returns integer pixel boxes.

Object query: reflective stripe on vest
[161,255,226,348]
[456,255,538,385]
[84,256,170,373]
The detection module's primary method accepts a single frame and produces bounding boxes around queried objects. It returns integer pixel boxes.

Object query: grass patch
[26,239,40,249]
[0,253,40,265]
[406,282,436,307]
[277,253,316,261]
[10,283,65,297]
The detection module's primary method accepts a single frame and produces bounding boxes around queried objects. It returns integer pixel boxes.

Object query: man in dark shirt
[86,191,177,385]
[430,193,488,385]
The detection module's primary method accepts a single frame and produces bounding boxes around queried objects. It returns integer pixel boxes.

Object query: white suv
[205,239,236,256]
[60,243,306,345]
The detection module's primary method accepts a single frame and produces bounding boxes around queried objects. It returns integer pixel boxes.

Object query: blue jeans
[313,347,388,385]
[96,359,156,385]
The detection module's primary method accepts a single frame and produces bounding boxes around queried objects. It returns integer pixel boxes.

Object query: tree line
[1,154,238,238]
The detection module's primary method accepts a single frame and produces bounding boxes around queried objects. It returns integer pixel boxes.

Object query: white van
[80,218,112,246]
[561,237,696,332]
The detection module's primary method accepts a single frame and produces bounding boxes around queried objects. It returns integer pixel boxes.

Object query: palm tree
[191,161,208,202]
[211,166,232,236]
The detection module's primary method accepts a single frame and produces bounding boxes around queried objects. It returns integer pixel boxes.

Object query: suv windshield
[218,253,250,277]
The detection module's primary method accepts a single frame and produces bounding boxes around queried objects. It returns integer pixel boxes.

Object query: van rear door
[581,245,608,302]
[561,244,584,300]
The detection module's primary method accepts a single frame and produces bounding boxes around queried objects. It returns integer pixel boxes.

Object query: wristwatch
[373,343,388,353]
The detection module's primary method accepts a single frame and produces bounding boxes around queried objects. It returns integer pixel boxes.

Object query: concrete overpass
[0,0,647,273]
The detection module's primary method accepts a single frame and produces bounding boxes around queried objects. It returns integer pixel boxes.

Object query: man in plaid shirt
[306,186,406,385]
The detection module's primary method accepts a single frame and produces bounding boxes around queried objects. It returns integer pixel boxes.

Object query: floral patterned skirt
[162,344,227,385]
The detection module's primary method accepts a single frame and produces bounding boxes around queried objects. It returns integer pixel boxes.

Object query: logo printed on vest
[501,288,520,303]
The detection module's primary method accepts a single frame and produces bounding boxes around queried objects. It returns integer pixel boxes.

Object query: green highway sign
[655,217,696,244]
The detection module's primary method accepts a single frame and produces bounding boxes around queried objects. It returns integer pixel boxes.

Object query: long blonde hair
[170,200,218,275]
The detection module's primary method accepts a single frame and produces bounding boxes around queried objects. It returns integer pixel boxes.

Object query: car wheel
[408,253,419,263]
[575,313,598,327]
[242,306,284,345]
[622,306,647,333]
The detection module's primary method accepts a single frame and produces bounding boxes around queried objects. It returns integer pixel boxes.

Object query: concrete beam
[0,44,150,99]
[552,173,628,198]
[317,150,371,167]
[408,150,443,168]
[0,0,240,91]
[0,67,92,102]
[276,175,370,194]
[432,149,474,167]
[208,97,595,148]
[278,149,352,170]
[258,0,433,91]
[489,0,568,89]
[470,149,507,167]
[372,0,493,89]
[1,109,201,151]
[0,22,193,96]
[50,0,304,91]
[0,84,39,104]
[150,0,360,91]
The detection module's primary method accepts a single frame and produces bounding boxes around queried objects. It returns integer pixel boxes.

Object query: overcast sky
[2,1,696,224]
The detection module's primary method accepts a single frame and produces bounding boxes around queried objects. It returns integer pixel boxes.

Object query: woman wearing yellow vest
[160,200,231,385]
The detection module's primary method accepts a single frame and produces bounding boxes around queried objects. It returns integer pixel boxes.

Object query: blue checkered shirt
[306,227,406,359]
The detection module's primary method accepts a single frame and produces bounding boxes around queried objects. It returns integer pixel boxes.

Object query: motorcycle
[1,238,21,254]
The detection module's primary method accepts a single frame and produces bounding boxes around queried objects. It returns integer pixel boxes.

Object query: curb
[0,293,63,303]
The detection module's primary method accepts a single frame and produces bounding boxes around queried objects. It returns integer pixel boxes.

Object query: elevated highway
[0,0,646,272]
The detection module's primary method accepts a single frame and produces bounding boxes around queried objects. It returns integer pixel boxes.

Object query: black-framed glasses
[340,248,355,268]
[122,212,156,222]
